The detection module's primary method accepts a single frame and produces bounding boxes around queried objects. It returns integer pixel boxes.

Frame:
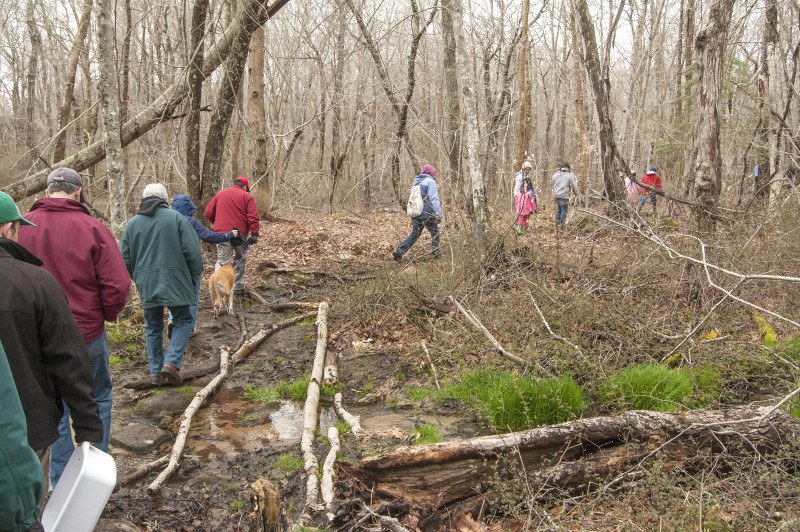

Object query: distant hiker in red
[514,176,537,235]
[637,167,662,215]
[205,177,260,296]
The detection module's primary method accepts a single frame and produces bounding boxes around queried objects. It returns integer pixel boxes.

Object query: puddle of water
[188,387,338,463]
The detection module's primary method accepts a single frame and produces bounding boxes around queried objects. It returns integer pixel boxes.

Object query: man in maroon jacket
[204,177,260,296]
[19,168,130,488]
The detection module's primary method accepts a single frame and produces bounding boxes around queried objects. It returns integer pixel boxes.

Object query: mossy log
[341,408,800,530]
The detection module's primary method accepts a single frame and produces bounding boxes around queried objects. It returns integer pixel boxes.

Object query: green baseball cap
[0,192,35,226]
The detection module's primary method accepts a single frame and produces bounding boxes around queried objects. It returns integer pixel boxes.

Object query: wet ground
[101,236,474,530]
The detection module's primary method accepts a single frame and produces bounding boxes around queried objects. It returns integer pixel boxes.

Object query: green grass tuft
[441,369,584,431]
[335,420,351,434]
[275,375,309,400]
[599,364,693,412]
[274,452,303,471]
[243,384,279,403]
[412,423,442,444]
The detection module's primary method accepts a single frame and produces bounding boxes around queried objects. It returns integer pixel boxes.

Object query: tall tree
[441,0,462,186]
[186,0,210,208]
[449,0,490,230]
[53,0,93,163]
[245,25,269,212]
[690,0,735,234]
[97,0,126,239]
[515,0,531,166]
[25,0,41,169]
[573,0,627,205]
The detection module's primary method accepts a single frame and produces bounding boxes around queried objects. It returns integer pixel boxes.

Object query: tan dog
[209,265,235,317]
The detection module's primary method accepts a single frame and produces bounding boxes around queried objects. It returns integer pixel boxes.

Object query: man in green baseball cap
[0,191,35,233]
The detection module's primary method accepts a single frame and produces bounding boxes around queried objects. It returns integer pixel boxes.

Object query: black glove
[247,234,258,245]
[230,227,245,246]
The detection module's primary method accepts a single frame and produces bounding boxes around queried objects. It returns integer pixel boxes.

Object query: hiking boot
[166,320,174,340]
[160,363,183,386]
[391,250,402,262]
[151,374,167,386]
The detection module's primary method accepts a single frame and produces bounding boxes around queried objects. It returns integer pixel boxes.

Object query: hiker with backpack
[392,164,442,261]
[514,176,537,235]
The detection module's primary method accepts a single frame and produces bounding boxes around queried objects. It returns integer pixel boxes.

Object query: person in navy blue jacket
[170,195,238,332]
[392,164,442,261]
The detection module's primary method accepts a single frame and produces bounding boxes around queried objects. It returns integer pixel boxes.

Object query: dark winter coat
[0,238,102,451]
[204,185,260,236]
[19,198,131,344]
[171,195,235,244]
[121,197,203,309]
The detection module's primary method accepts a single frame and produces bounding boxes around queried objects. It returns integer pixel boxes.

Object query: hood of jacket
[138,196,169,216]
[171,194,197,217]
[29,197,91,216]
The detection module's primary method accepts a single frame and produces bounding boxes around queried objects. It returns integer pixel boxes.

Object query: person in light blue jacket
[392,164,442,261]
[169,194,238,334]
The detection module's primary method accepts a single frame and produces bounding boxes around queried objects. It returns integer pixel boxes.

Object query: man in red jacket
[204,177,260,296]
[18,168,130,488]
[637,167,663,216]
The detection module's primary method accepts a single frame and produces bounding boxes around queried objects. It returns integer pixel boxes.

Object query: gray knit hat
[142,183,168,201]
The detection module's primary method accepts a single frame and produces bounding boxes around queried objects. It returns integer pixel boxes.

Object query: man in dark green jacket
[0,342,44,532]
[121,184,203,386]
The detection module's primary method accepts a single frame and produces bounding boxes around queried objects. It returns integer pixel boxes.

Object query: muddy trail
[102,212,478,531]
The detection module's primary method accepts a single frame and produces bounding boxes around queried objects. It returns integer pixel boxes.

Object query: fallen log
[148,346,231,494]
[124,312,316,389]
[298,302,330,524]
[341,407,800,530]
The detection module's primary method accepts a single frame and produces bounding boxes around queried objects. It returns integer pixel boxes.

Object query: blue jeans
[168,274,202,330]
[395,217,440,258]
[144,305,193,376]
[555,198,569,225]
[49,332,112,487]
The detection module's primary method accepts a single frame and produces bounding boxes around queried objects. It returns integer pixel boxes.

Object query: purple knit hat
[421,164,436,177]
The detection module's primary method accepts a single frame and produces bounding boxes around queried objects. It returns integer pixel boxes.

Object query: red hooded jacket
[19,198,131,344]
[641,171,662,191]
[204,185,260,235]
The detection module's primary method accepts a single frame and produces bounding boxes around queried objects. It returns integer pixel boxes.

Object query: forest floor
[100,203,800,531]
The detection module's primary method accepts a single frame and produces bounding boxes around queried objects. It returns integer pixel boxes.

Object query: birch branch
[421,342,440,390]
[321,426,340,522]
[333,392,362,437]
[526,290,583,355]
[119,455,168,486]
[148,346,231,494]
[449,295,527,365]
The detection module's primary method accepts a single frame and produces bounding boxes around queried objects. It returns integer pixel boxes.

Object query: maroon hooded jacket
[19,198,130,344]
[204,185,260,236]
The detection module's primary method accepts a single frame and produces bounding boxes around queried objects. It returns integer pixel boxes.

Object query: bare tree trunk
[570,7,589,194]
[328,3,347,213]
[201,0,270,206]
[449,0,489,230]
[25,0,41,169]
[53,0,93,163]
[574,0,627,204]
[245,25,269,212]
[97,0,126,239]
[186,0,210,209]
[515,0,531,166]
[440,0,461,187]
[681,0,696,196]
[691,0,735,234]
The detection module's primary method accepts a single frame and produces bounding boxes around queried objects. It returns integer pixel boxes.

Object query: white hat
[142,183,168,201]
[522,161,532,170]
